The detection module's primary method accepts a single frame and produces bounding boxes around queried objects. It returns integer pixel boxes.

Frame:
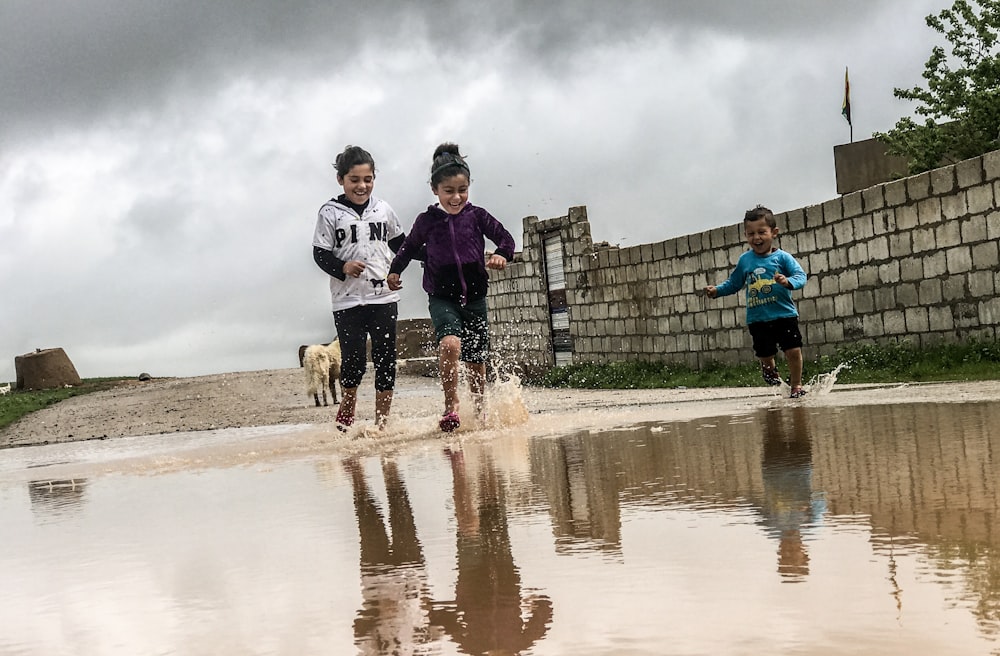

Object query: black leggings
[333,303,398,391]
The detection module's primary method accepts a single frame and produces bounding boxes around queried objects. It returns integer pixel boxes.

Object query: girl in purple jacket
[388,143,516,432]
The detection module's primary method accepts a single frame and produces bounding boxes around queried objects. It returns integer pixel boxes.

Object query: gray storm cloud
[1,0,947,380]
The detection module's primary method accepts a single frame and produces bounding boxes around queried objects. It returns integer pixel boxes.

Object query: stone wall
[488,149,1000,371]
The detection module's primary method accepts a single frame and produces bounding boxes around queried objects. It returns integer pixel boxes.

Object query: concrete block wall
[487,213,565,374]
[488,149,1000,370]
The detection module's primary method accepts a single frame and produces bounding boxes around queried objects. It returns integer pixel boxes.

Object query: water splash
[806,362,850,396]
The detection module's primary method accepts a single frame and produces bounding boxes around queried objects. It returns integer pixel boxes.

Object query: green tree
[877,0,1000,174]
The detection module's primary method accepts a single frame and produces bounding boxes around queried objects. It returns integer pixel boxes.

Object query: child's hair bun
[432,142,463,161]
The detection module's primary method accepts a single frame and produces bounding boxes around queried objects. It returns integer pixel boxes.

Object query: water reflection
[345,457,437,653]
[431,447,552,655]
[27,478,88,517]
[757,407,825,581]
[3,402,1000,654]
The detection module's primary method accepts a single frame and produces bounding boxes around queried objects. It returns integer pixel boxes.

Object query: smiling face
[337,163,375,206]
[432,173,470,215]
[744,216,779,255]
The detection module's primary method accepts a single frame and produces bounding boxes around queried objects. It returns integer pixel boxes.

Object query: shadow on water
[4,401,1000,654]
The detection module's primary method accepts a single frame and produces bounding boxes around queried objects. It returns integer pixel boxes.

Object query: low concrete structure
[15,348,82,390]
[834,137,909,195]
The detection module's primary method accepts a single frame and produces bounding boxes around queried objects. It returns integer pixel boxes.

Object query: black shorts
[747,316,803,358]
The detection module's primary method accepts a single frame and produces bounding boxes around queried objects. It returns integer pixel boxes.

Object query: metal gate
[543,233,573,367]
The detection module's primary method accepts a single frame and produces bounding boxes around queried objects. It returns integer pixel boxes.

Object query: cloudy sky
[2,0,947,382]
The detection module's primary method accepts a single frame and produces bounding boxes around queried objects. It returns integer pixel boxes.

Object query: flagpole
[843,66,853,143]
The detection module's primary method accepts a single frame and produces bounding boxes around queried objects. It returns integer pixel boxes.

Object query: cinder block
[828,247,848,270]
[912,227,937,253]
[924,251,947,277]
[972,241,999,269]
[824,320,845,341]
[854,290,875,313]
[795,230,817,254]
[784,208,806,232]
[941,192,968,220]
[874,287,896,310]
[928,306,955,331]
[834,294,854,317]
[897,283,919,307]
[863,314,884,336]
[943,275,967,301]
[862,186,885,212]
[878,260,901,284]
[956,157,985,188]
[983,150,1000,180]
[858,264,879,287]
[969,270,996,297]
[868,236,890,260]
[932,167,957,195]
[906,171,931,200]
[841,193,862,218]
[884,310,906,334]
[918,279,942,304]
[822,199,844,224]
[900,257,924,281]
[961,215,988,243]
[906,307,930,333]
[888,232,912,258]
[884,179,907,206]
[839,269,860,292]
[895,204,919,230]
[936,221,961,248]
[979,297,1000,324]
[946,245,973,274]
[917,197,943,225]
[967,184,996,215]
[809,251,830,274]
[848,242,869,266]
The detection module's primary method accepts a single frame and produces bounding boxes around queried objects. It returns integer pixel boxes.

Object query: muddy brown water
[2,397,1000,655]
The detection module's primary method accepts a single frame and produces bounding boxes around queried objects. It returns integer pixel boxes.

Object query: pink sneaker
[439,411,461,433]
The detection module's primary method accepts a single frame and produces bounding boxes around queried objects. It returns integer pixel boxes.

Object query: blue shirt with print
[715,249,807,324]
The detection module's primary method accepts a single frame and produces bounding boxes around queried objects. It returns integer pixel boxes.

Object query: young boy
[704,205,809,398]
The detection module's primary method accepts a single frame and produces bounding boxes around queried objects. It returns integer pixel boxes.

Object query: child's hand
[486,254,507,270]
[343,260,366,278]
[774,273,791,288]
[387,273,402,291]
[704,285,718,299]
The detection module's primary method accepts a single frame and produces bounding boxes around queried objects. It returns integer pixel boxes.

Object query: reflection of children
[431,448,553,652]
[705,205,809,398]
[758,407,825,580]
[388,143,516,432]
[313,146,405,430]
[343,457,436,652]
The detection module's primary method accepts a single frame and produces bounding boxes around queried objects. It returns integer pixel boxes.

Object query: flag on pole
[842,67,852,126]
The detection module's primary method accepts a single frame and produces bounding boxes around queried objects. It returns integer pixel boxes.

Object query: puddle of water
[2,401,1000,655]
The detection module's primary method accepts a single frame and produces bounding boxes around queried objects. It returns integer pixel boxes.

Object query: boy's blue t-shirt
[715,248,807,324]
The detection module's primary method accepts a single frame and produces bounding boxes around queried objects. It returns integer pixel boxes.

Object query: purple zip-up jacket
[389,202,516,305]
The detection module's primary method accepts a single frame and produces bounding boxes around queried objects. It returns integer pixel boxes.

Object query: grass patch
[536,339,1000,389]
[0,378,131,432]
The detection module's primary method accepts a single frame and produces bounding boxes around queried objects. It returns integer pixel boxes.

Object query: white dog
[302,340,342,406]
[0,383,11,396]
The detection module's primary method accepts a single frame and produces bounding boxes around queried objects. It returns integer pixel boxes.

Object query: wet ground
[3,378,1000,654]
